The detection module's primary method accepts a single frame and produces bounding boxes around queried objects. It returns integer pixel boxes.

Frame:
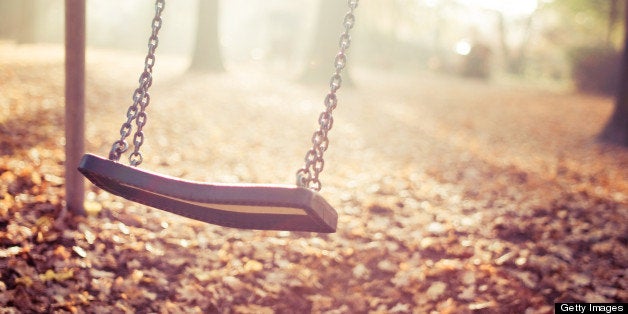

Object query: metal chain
[297,0,359,191]
[109,0,165,166]
[106,0,355,184]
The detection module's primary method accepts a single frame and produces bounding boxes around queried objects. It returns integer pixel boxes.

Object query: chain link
[109,0,165,166]
[105,0,356,185]
[297,0,359,191]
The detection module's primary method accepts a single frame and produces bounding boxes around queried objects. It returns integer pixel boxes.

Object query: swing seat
[78,154,337,233]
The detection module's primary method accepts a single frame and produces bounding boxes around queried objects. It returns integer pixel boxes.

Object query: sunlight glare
[455,40,472,56]
[424,0,439,8]
[457,0,538,15]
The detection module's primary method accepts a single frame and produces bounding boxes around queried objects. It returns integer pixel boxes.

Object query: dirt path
[1,44,626,313]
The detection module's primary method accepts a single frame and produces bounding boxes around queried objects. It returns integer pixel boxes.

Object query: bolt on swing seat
[78,0,359,233]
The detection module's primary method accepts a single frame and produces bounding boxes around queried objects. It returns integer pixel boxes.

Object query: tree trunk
[496,10,535,75]
[600,0,628,146]
[300,1,352,85]
[17,0,37,44]
[496,12,512,73]
[608,0,620,45]
[0,1,21,40]
[189,0,223,72]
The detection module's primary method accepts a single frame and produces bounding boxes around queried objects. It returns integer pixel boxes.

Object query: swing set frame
[65,0,86,216]
[65,0,358,233]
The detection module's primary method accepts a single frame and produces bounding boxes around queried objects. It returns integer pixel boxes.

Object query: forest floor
[0,43,626,313]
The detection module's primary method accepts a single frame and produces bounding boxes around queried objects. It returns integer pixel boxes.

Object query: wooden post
[65,0,86,215]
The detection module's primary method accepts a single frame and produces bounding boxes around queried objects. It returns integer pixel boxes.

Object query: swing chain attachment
[297,0,358,191]
[109,0,165,166]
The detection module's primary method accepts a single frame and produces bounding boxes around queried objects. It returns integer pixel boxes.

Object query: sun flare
[457,0,539,15]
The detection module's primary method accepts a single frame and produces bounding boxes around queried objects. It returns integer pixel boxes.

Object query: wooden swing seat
[78,154,337,233]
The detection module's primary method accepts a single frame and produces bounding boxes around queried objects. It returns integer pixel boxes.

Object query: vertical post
[65,0,86,215]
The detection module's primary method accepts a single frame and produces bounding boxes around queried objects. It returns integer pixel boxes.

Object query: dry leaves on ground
[0,44,626,313]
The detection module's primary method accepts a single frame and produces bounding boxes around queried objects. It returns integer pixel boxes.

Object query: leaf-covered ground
[1,43,626,313]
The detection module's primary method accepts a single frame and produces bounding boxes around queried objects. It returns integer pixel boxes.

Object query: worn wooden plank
[78,154,337,233]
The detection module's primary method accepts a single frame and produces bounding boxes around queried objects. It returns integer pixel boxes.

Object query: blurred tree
[189,0,223,72]
[18,0,39,44]
[496,10,535,75]
[600,0,628,147]
[569,46,620,95]
[0,1,20,40]
[547,0,624,94]
[608,0,621,44]
[300,0,352,85]
[0,0,39,43]
[461,42,491,79]
[547,0,622,47]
